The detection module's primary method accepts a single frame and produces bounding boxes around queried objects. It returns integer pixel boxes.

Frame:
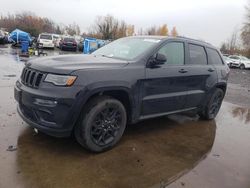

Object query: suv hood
[28,54,129,74]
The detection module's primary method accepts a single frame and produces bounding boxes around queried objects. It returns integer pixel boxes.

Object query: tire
[240,64,245,70]
[74,96,127,152]
[199,88,224,120]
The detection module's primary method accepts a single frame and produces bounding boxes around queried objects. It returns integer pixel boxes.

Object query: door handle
[208,68,215,72]
[179,69,188,73]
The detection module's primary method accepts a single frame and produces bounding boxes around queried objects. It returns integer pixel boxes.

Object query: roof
[126,35,214,48]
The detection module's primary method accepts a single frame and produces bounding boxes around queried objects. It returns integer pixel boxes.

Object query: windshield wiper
[100,54,113,58]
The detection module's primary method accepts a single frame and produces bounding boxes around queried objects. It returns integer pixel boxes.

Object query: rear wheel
[240,64,245,70]
[199,88,224,120]
[74,96,127,152]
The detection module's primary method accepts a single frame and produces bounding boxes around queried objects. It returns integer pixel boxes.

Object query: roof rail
[177,36,211,45]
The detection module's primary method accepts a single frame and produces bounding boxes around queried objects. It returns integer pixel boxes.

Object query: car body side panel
[143,65,188,115]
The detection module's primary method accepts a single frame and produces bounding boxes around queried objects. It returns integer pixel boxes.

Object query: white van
[37,33,55,48]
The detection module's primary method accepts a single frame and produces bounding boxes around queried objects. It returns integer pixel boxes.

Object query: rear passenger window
[158,42,184,65]
[207,48,224,65]
[188,44,207,65]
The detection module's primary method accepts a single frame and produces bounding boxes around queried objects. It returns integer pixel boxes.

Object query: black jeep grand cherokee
[15,36,229,152]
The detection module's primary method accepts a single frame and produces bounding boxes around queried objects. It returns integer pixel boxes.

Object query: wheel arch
[214,83,227,95]
[80,86,135,124]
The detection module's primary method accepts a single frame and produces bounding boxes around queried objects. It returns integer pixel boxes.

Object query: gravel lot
[225,68,250,108]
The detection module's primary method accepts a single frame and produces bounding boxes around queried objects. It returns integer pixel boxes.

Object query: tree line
[0,12,81,36]
[221,0,250,57]
[0,12,178,39]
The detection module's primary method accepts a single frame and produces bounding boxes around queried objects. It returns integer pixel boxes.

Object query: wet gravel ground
[224,69,250,108]
[228,68,250,88]
[0,44,249,188]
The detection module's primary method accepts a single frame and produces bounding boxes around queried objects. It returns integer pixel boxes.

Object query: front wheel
[74,96,127,152]
[239,64,245,70]
[199,88,224,120]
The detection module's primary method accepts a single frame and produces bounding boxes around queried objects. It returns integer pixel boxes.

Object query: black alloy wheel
[74,96,127,152]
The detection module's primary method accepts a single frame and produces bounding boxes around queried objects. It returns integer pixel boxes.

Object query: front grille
[21,67,45,88]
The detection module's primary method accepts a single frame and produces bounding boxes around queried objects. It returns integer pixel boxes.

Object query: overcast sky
[0,0,248,47]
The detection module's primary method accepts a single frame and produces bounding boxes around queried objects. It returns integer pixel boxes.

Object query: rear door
[142,40,188,116]
[183,43,218,108]
[206,48,229,85]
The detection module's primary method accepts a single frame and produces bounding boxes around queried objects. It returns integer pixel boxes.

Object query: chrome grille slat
[21,68,44,88]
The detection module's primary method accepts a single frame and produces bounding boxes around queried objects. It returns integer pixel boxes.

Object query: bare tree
[170,26,178,37]
[94,15,119,40]
[146,26,157,35]
[64,23,81,36]
[228,29,239,54]
[241,1,250,49]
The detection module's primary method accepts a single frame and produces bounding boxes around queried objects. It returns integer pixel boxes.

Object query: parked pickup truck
[14,36,229,152]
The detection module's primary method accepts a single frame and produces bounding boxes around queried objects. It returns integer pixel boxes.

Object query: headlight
[44,74,77,86]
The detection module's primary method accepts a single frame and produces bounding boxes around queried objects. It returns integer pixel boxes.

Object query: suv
[14,36,229,152]
[37,33,55,49]
[228,55,250,69]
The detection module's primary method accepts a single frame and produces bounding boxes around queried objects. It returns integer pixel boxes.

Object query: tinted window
[40,34,52,40]
[207,48,224,65]
[188,44,207,65]
[158,42,184,65]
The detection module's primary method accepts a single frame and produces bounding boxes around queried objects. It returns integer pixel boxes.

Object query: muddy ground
[0,44,249,188]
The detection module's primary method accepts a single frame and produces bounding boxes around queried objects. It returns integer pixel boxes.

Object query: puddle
[16,117,216,188]
[232,107,250,124]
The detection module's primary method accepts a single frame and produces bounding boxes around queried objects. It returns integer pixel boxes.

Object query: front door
[141,41,188,116]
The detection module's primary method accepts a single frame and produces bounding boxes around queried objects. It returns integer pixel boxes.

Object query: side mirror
[155,53,167,63]
[149,53,167,67]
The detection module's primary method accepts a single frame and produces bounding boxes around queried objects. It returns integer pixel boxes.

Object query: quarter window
[207,48,224,65]
[188,44,207,65]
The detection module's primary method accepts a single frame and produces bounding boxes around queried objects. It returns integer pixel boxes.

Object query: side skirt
[139,107,197,120]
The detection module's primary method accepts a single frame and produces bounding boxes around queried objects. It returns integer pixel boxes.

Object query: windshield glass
[40,34,52,40]
[92,37,161,60]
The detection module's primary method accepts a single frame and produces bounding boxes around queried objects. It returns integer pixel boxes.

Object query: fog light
[34,128,38,134]
[34,98,57,107]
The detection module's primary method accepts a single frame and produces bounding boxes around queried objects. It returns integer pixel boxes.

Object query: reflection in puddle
[232,107,250,124]
[17,115,216,188]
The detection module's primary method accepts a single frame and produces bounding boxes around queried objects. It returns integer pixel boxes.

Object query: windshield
[92,37,161,60]
[40,34,52,40]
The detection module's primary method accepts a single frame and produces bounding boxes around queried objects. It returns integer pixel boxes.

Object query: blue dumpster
[83,37,98,54]
[21,41,29,53]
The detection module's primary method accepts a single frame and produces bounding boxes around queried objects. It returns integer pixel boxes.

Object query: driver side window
[158,42,184,65]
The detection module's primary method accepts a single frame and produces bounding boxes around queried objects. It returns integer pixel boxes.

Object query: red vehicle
[59,37,77,51]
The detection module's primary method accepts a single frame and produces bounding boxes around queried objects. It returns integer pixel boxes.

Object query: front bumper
[41,42,54,48]
[14,80,84,137]
[17,104,71,137]
[230,63,240,67]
